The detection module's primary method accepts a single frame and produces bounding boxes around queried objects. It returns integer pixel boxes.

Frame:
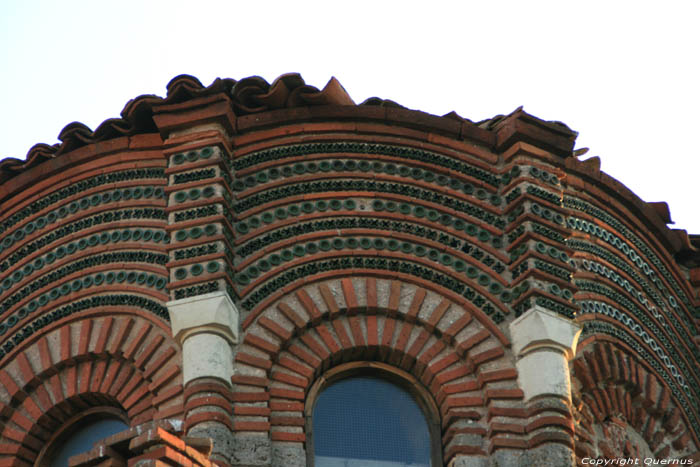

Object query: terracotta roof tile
[0,72,576,184]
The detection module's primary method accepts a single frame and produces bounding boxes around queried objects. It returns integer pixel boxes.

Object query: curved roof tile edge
[0,73,550,180]
[567,157,699,265]
[1,72,695,258]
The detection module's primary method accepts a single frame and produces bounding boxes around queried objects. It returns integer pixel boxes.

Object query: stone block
[232,433,271,466]
[509,306,582,402]
[168,291,239,386]
[449,455,489,467]
[272,442,306,467]
[182,333,234,386]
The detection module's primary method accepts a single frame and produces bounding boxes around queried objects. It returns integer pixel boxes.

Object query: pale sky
[1,1,698,233]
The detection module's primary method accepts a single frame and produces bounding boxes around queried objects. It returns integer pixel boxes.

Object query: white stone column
[167,291,239,385]
[509,306,582,402]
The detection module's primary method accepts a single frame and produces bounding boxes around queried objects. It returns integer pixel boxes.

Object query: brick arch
[233,276,522,465]
[241,269,510,348]
[0,314,184,466]
[1,285,170,355]
[571,339,697,462]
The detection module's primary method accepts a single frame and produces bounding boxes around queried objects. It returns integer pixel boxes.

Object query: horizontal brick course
[3,74,698,466]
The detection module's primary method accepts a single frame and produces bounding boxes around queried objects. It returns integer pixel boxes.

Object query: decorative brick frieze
[164,141,236,305]
[2,72,699,465]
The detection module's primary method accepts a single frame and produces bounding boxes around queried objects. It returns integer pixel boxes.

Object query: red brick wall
[0,73,697,466]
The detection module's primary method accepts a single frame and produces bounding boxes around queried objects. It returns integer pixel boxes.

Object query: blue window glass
[49,417,128,467]
[313,376,432,467]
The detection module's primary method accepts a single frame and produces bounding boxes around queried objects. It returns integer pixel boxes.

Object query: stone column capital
[509,306,582,402]
[509,306,582,360]
[167,291,239,346]
[167,291,240,387]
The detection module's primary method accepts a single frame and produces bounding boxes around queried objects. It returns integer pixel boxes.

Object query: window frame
[34,406,129,466]
[305,361,443,467]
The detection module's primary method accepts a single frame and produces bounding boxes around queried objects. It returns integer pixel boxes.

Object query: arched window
[307,362,441,467]
[35,407,129,466]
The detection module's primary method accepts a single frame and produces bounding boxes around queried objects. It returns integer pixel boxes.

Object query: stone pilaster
[168,291,239,384]
[510,306,581,402]
[168,291,239,465]
[508,306,582,466]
